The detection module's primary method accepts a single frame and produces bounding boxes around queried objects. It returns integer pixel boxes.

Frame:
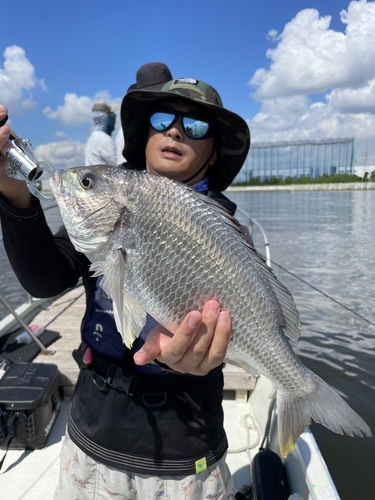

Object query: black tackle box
[0,362,61,449]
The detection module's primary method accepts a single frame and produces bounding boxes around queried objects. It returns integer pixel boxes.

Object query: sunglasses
[149,105,213,140]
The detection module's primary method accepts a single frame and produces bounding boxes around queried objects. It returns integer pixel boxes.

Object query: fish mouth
[49,170,64,195]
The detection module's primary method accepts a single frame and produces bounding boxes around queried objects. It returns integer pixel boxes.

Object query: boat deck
[31,286,86,396]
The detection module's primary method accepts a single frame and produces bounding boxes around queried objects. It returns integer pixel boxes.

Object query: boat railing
[235,207,271,267]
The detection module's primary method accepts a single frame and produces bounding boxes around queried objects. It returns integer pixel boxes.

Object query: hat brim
[121,87,250,191]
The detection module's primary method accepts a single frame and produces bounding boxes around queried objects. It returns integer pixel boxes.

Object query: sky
[1,0,375,171]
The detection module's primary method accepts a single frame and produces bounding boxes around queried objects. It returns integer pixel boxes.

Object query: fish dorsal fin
[90,250,147,348]
[260,270,301,341]
[239,239,301,341]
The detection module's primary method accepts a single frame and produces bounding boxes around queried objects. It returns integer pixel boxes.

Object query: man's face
[145,100,216,185]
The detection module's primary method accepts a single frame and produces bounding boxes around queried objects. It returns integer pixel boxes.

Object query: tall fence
[234,137,355,183]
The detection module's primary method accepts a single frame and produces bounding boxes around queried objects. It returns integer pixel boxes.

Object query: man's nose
[167,117,184,140]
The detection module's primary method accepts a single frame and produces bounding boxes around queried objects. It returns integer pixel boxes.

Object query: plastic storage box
[0,362,61,449]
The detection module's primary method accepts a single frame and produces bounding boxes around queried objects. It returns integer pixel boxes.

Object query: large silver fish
[50,165,371,456]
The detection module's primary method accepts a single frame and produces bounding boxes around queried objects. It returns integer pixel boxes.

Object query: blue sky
[1,0,375,169]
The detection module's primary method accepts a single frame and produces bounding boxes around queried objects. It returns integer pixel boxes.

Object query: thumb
[133,328,170,365]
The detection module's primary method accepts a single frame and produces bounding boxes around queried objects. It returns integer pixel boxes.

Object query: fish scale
[50,165,372,457]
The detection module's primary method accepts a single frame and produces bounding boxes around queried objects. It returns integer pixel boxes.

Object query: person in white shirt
[85,102,117,166]
[115,62,172,166]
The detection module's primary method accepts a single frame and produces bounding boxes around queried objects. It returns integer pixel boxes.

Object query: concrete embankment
[226,182,375,192]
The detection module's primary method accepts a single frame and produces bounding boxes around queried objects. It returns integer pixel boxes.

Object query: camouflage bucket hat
[121,78,250,191]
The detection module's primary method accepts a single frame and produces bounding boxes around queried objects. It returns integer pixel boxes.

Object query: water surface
[227,189,375,500]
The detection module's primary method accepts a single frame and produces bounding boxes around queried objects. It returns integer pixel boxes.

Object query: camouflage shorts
[53,428,234,500]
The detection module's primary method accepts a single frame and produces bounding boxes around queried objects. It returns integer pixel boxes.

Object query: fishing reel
[0,115,55,202]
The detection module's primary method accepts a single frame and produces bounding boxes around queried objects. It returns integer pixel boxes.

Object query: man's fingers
[155,311,202,367]
[203,310,231,366]
[172,307,231,375]
[133,311,203,368]
[179,300,220,365]
[133,301,231,375]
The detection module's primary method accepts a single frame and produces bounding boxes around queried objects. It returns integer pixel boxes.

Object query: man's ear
[209,151,217,166]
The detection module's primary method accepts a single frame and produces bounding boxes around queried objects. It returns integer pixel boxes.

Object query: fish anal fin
[224,356,260,378]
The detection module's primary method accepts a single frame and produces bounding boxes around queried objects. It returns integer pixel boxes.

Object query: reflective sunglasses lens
[183,117,210,139]
[150,107,212,139]
[150,112,174,131]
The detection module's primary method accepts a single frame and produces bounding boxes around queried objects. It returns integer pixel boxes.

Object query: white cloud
[250,1,375,99]
[35,140,85,170]
[43,91,122,126]
[55,131,69,139]
[247,0,375,164]
[0,45,46,113]
[327,78,375,113]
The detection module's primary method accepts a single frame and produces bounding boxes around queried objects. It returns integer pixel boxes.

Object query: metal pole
[0,295,55,355]
[298,143,301,178]
[235,208,271,267]
[351,138,355,174]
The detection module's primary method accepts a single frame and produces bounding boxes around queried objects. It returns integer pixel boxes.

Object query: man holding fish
[0,76,250,499]
[0,74,370,500]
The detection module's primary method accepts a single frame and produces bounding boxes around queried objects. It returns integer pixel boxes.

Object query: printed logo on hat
[174,78,199,85]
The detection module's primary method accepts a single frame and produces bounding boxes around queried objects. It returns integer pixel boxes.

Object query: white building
[354,165,375,178]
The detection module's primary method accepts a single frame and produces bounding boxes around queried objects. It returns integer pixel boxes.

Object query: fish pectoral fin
[113,293,147,348]
[90,251,146,348]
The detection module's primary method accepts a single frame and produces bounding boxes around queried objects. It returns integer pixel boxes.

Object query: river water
[226,189,375,500]
[1,191,375,499]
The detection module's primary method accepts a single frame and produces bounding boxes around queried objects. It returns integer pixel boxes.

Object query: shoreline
[226,182,375,192]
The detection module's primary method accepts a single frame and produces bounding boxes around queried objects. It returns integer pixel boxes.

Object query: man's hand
[133,300,231,375]
[0,104,33,208]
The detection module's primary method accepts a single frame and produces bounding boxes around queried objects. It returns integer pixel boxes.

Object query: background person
[0,76,250,500]
[85,101,117,166]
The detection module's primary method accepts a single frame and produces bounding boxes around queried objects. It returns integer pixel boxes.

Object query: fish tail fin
[277,370,372,458]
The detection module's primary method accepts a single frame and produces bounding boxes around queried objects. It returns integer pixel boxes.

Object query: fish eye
[80,173,97,190]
